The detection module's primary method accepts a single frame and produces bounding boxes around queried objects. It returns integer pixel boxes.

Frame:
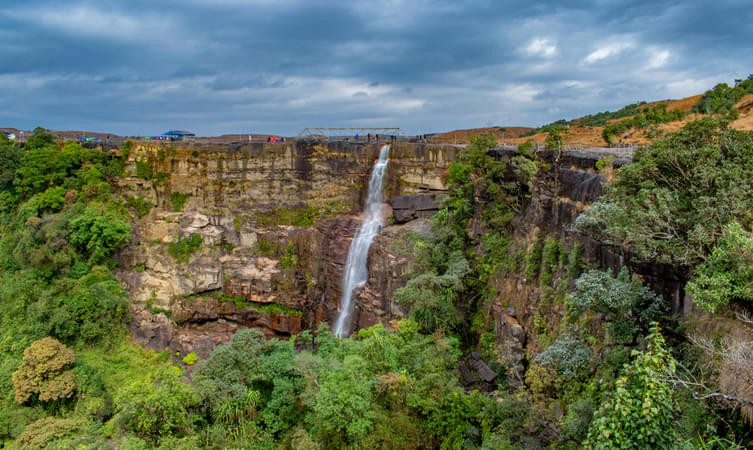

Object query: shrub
[693,74,753,115]
[394,251,469,332]
[601,103,685,145]
[280,243,298,269]
[686,222,753,312]
[121,140,133,158]
[168,234,203,263]
[522,119,567,137]
[134,159,152,180]
[193,329,301,433]
[569,269,667,343]
[577,119,753,268]
[154,171,168,185]
[124,196,153,218]
[525,239,544,280]
[586,325,676,448]
[68,204,132,264]
[545,128,563,149]
[170,192,189,212]
[116,365,198,441]
[517,139,535,157]
[534,335,594,380]
[256,202,347,227]
[182,352,198,365]
[566,242,584,281]
[16,417,89,449]
[539,238,560,285]
[309,355,377,447]
[563,398,594,441]
[51,267,130,343]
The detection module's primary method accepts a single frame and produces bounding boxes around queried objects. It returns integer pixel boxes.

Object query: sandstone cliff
[114,140,456,360]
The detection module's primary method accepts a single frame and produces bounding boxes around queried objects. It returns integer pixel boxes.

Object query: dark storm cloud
[0,0,751,135]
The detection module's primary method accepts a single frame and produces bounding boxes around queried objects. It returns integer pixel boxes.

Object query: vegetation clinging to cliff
[395,134,532,336]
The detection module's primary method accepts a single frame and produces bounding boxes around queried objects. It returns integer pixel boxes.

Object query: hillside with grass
[441,75,753,147]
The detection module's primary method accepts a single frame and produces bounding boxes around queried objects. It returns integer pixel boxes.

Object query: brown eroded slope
[730,94,753,131]
[431,126,533,145]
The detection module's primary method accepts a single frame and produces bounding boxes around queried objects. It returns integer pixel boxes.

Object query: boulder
[470,359,498,383]
[459,361,476,385]
[129,306,175,351]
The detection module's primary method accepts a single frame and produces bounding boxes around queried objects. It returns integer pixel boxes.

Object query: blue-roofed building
[162,130,196,142]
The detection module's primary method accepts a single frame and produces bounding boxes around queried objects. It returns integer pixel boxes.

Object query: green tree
[50,266,130,343]
[308,355,377,447]
[23,127,55,151]
[193,329,302,435]
[576,119,753,268]
[394,251,469,332]
[686,222,753,312]
[546,127,564,149]
[12,337,76,404]
[693,75,753,115]
[68,203,131,264]
[0,135,22,192]
[569,269,667,343]
[15,144,73,197]
[586,324,676,449]
[116,365,198,442]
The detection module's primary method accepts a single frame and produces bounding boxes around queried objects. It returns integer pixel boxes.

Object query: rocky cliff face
[115,140,457,360]
[117,139,686,376]
[484,148,693,386]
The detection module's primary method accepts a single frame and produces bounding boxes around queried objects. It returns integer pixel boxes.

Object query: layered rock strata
[115,140,456,360]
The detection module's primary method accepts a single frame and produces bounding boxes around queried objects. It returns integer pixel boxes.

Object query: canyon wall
[115,139,687,375]
[114,140,457,360]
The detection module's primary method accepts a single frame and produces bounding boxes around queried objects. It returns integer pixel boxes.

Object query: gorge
[116,138,649,367]
[3,120,753,448]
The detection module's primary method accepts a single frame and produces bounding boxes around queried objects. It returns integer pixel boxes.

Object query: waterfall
[334,144,390,337]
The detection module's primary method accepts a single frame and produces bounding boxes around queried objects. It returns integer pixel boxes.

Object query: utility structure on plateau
[296,127,405,141]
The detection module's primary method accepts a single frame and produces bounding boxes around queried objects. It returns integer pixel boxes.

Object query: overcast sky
[1,0,751,136]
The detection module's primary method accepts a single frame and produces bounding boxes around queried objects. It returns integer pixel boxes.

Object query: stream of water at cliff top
[334,144,391,337]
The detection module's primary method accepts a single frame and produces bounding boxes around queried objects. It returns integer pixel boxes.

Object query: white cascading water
[334,144,391,337]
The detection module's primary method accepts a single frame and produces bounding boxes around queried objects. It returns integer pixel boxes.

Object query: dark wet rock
[355,218,432,329]
[470,359,497,383]
[391,194,440,223]
[129,305,175,352]
[558,169,602,203]
[459,361,476,385]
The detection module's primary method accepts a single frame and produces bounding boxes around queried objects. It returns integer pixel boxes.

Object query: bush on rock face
[568,269,667,344]
[686,222,753,312]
